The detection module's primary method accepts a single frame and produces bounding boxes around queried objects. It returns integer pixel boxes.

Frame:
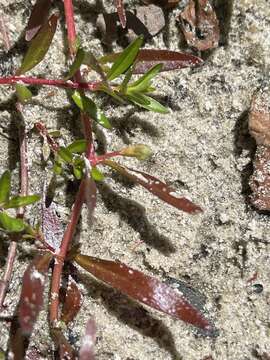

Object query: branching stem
[0,76,101,91]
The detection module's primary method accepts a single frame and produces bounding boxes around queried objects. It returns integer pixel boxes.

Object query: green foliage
[0,170,11,205]
[106,36,143,80]
[16,84,33,103]
[67,139,87,154]
[4,195,41,209]
[72,91,112,129]
[18,14,58,75]
[0,211,26,232]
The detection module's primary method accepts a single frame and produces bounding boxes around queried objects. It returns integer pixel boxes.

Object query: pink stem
[0,76,101,91]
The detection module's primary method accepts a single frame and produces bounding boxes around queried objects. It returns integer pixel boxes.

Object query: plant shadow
[233,109,256,207]
[78,272,182,360]
[97,182,176,255]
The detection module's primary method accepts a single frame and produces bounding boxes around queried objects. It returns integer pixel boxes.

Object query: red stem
[49,180,85,323]
[0,76,101,91]
[50,0,95,325]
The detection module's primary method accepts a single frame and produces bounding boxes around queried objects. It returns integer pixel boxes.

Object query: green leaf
[0,212,25,232]
[83,51,108,82]
[0,170,11,204]
[65,48,85,80]
[16,84,33,103]
[106,36,143,81]
[127,64,162,93]
[67,139,87,154]
[18,13,58,75]
[120,144,152,160]
[58,147,73,163]
[119,65,134,94]
[91,167,104,181]
[127,93,169,114]
[4,195,41,209]
[72,91,111,129]
[73,166,83,180]
[53,161,62,175]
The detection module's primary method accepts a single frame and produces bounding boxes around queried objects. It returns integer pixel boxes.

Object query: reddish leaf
[179,0,220,51]
[74,254,213,331]
[25,0,52,41]
[52,329,77,360]
[79,318,96,360]
[84,176,97,223]
[114,0,127,28]
[18,253,51,335]
[105,160,202,214]
[41,181,64,251]
[100,49,202,74]
[61,278,82,324]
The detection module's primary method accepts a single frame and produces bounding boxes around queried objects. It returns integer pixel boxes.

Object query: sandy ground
[0,0,270,359]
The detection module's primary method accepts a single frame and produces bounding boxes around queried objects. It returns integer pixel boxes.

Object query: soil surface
[0,0,270,359]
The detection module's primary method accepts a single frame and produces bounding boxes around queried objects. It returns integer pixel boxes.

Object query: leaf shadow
[233,109,256,208]
[77,272,182,360]
[97,182,176,255]
[110,109,160,145]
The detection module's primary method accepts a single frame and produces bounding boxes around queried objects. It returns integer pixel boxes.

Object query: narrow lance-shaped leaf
[107,36,143,81]
[84,177,97,223]
[79,318,96,360]
[61,278,82,324]
[18,13,58,75]
[74,254,214,331]
[0,211,26,232]
[127,92,169,114]
[4,194,40,209]
[114,0,126,28]
[0,170,11,204]
[25,0,52,41]
[105,160,202,214]
[127,64,162,93]
[18,253,52,334]
[41,180,64,251]
[65,48,85,80]
[58,146,73,163]
[67,139,87,154]
[100,49,203,74]
[72,91,111,129]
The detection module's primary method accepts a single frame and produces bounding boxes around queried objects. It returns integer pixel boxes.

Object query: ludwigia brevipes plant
[0,0,217,358]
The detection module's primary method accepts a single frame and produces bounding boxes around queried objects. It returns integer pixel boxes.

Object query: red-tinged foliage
[61,278,82,324]
[18,253,52,335]
[105,160,202,214]
[134,50,202,73]
[41,183,64,251]
[79,318,96,360]
[84,177,97,222]
[101,49,202,74]
[52,329,76,360]
[74,254,213,331]
[179,0,220,51]
[114,0,127,28]
[25,0,52,41]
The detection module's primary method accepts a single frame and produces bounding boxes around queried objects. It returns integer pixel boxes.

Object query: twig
[0,76,101,91]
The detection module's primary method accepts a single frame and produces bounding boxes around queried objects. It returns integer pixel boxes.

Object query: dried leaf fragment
[61,278,82,324]
[249,89,270,211]
[179,0,219,51]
